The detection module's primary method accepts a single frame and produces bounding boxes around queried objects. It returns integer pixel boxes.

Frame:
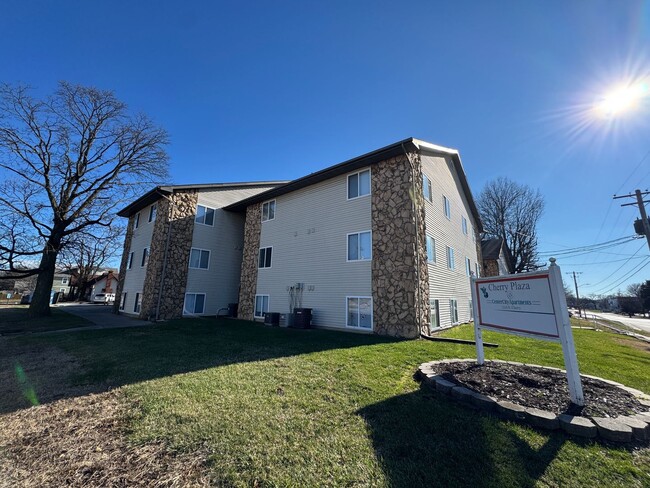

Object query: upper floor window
[258,247,272,268]
[446,246,455,270]
[347,231,372,261]
[443,196,451,220]
[262,200,276,222]
[148,204,157,223]
[195,205,215,226]
[61,277,69,285]
[127,252,134,269]
[348,169,371,199]
[134,212,140,229]
[462,216,468,235]
[141,248,149,267]
[189,248,210,269]
[426,235,436,263]
[422,174,433,202]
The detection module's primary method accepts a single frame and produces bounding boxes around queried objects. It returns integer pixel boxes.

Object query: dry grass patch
[0,390,210,487]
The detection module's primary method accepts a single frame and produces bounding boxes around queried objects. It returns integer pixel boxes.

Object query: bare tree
[477,177,545,273]
[0,82,168,317]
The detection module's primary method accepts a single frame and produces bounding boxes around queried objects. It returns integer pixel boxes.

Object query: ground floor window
[184,293,206,315]
[449,299,458,324]
[120,293,127,311]
[429,299,440,331]
[347,297,372,329]
[134,292,141,313]
[255,295,269,318]
[469,299,473,321]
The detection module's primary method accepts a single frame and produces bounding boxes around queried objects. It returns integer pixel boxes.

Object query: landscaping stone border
[417,359,650,444]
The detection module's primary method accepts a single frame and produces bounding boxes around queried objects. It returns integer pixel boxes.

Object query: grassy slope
[0,306,90,334]
[12,319,650,487]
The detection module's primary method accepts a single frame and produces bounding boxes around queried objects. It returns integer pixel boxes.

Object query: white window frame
[347,169,371,200]
[430,298,440,329]
[426,235,436,263]
[347,230,372,262]
[465,257,471,276]
[134,212,140,229]
[195,204,215,226]
[258,246,273,269]
[443,195,451,220]
[189,248,211,270]
[475,262,480,278]
[183,292,206,315]
[127,252,134,270]
[261,200,276,222]
[462,216,468,235]
[134,292,142,313]
[346,296,373,330]
[61,277,69,285]
[450,299,459,324]
[422,174,433,202]
[141,247,149,267]
[120,292,127,311]
[446,246,455,270]
[254,294,270,319]
[148,203,157,223]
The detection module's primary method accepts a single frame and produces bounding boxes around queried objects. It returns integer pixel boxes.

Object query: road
[587,310,650,334]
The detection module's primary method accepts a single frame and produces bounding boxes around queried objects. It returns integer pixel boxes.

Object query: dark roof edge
[224,138,419,212]
[116,181,287,217]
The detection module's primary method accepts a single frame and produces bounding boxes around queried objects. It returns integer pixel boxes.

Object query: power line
[582,241,647,289]
[595,257,650,296]
[559,255,647,266]
[539,235,641,257]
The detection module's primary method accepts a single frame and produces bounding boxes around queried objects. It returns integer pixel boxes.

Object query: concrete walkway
[48,303,153,334]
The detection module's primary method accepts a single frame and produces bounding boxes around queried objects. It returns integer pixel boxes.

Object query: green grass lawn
[5,319,650,487]
[0,305,91,334]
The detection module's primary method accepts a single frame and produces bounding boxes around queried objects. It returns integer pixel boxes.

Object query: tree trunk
[28,237,61,318]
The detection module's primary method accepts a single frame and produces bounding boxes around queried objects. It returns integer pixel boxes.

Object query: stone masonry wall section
[371,151,430,338]
[237,203,262,320]
[140,191,198,320]
[113,215,135,314]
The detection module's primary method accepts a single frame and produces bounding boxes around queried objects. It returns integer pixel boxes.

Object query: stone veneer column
[371,152,430,338]
[237,203,261,320]
[113,215,135,314]
[140,190,198,320]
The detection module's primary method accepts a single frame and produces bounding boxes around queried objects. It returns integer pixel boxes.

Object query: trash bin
[292,308,312,328]
[264,312,281,326]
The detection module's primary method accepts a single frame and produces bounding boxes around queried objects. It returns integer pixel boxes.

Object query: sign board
[471,259,584,406]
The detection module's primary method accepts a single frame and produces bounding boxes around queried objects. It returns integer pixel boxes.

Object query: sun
[594,81,649,117]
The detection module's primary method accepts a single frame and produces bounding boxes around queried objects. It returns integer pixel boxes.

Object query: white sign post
[471,258,584,406]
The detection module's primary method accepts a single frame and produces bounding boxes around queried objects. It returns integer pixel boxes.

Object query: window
[450,299,459,323]
[134,212,140,229]
[60,288,65,293]
[127,252,134,270]
[426,235,436,263]
[469,299,474,321]
[141,248,149,267]
[134,292,141,313]
[148,204,157,223]
[184,293,206,315]
[465,257,471,276]
[422,174,433,202]
[348,169,371,199]
[120,293,127,311]
[446,246,455,270]
[258,247,272,268]
[195,205,215,226]
[462,216,468,235]
[262,200,276,222]
[61,277,69,285]
[189,248,210,269]
[475,263,480,278]
[347,297,373,329]
[347,231,372,261]
[254,295,269,318]
[430,299,440,330]
[443,196,451,220]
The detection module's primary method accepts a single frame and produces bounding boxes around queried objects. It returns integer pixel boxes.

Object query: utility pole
[614,189,650,251]
[566,271,584,319]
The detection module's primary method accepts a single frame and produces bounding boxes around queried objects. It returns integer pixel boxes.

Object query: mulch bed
[433,362,646,418]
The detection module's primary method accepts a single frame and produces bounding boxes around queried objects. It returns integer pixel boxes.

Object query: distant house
[52,272,73,299]
[481,238,513,277]
[85,271,119,301]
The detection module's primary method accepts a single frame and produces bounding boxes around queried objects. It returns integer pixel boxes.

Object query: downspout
[155,190,176,321]
[402,143,422,336]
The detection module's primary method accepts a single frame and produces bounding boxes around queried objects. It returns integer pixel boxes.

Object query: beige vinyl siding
[121,204,157,315]
[256,170,372,329]
[421,153,480,328]
[186,186,277,316]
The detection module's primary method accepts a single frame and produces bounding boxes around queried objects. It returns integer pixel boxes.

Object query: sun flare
[594,81,649,117]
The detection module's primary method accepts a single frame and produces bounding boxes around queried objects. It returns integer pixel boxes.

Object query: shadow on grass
[0,306,92,334]
[357,387,568,488]
[0,318,403,414]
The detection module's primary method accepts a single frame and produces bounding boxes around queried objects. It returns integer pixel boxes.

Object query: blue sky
[2,1,649,296]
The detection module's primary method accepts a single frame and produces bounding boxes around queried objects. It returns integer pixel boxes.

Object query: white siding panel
[421,154,480,328]
[256,171,372,329]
